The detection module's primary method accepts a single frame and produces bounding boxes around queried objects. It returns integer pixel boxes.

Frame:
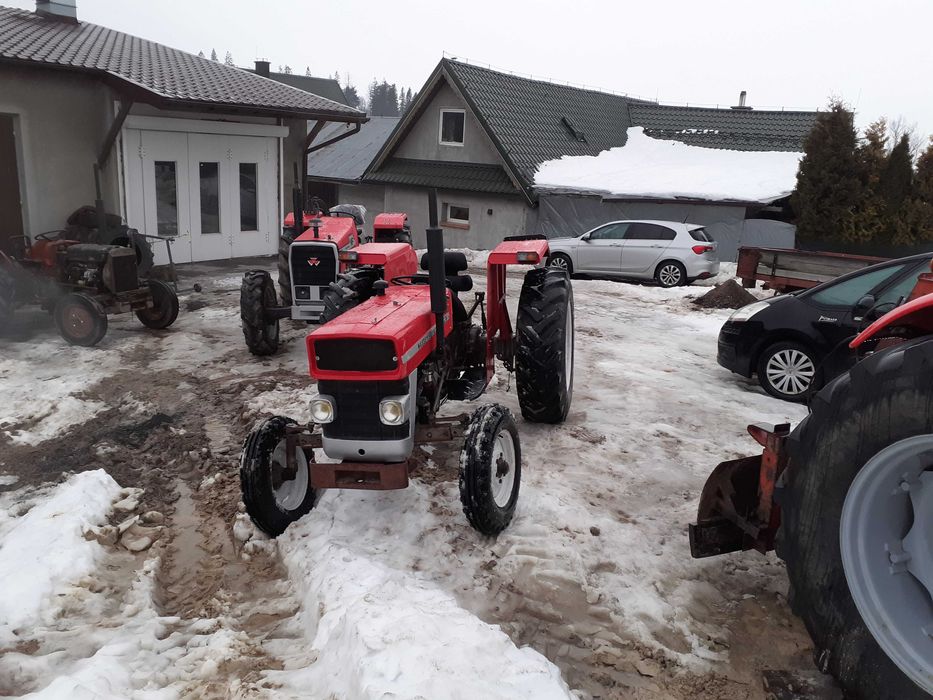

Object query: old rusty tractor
[691,261,933,699]
[0,232,178,346]
[240,191,574,537]
[239,204,418,356]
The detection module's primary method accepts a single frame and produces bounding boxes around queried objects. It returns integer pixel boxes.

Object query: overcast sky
[8,0,933,141]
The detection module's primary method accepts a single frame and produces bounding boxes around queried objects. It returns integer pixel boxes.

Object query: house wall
[393,82,501,165]
[0,64,121,239]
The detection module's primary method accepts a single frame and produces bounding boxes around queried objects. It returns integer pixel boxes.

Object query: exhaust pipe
[425,189,446,355]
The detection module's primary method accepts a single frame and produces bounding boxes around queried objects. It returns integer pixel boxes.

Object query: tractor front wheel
[136,279,179,329]
[459,404,521,536]
[320,268,380,324]
[515,267,574,423]
[54,293,108,346]
[240,416,316,537]
[240,270,279,356]
[779,336,933,699]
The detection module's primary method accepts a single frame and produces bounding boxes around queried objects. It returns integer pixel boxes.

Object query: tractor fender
[849,293,933,349]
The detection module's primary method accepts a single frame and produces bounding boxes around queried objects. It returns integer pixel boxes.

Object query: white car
[546,220,720,287]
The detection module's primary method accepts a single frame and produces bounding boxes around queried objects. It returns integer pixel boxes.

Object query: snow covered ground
[0,262,812,699]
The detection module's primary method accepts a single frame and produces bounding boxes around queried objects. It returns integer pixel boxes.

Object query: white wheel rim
[765,349,815,396]
[550,256,569,270]
[271,438,309,511]
[659,265,681,286]
[491,429,516,508]
[565,302,574,392]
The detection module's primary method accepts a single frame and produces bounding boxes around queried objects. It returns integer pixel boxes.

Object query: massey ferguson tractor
[0,232,178,346]
[240,202,418,356]
[239,191,574,538]
[691,262,933,699]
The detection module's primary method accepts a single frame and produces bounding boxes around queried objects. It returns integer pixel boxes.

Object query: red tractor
[240,205,418,355]
[239,193,574,537]
[691,262,933,699]
[0,233,178,346]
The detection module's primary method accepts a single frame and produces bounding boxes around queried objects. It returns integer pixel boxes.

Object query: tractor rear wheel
[0,264,14,324]
[136,280,179,329]
[54,293,108,346]
[277,229,297,305]
[515,267,574,423]
[459,404,521,536]
[779,336,933,699]
[320,268,380,324]
[240,270,279,356]
[240,416,316,537]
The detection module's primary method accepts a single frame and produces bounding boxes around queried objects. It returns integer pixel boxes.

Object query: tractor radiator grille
[314,338,397,372]
[109,252,139,293]
[290,243,337,288]
[319,379,409,441]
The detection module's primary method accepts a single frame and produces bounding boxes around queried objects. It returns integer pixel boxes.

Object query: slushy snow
[534,126,803,203]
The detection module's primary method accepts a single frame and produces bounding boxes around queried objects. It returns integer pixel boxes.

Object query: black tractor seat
[419,252,473,293]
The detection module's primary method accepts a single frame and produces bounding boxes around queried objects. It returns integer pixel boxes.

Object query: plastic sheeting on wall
[528,194,795,261]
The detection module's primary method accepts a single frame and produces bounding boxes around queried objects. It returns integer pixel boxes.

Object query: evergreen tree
[197,50,205,59]
[282,65,292,75]
[855,118,888,241]
[343,82,361,109]
[892,139,933,245]
[305,66,312,76]
[791,100,866,242]
[210,49,218,61]
[880,135,913,214]
[224,51,235,67]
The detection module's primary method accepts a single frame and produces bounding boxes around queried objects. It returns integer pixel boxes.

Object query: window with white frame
[443,203,470,227]
[439,109,465,146]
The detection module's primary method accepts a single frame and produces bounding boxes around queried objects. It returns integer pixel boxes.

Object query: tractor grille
[290,242,337,288]
[320,379,409,441]
[109,252,139,293]
[314,338,397,372]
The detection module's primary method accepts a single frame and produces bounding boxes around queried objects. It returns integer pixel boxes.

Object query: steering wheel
[390,275,429,286]
[34,230,64,241]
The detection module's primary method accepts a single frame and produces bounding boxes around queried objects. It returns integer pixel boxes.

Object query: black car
[718,252,933,401]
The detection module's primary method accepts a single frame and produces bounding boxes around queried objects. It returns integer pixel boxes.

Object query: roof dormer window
[439,109,465,146]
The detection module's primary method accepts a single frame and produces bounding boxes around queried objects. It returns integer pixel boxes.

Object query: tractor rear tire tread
[277,228,298,305]
[320,268,380,324]
[0,264,14,324]
[240,270,279,356]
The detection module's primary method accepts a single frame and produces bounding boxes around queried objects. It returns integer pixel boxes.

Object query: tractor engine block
[62,244,138,294]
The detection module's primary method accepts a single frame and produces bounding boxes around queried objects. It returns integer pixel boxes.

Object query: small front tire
[240,416,316,537]
[240,270,279,356]
[54,293,108,346]
[459,404,521,536]
[136,279,179,329]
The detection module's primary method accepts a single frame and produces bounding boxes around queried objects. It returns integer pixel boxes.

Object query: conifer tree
[210,49,218,61]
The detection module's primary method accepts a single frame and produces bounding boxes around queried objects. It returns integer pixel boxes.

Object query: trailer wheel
[54,293,108,346]
[136,280,179,329]
[515,267,574,423]
[240,270,279,356]
[459,404,521,536]
[320,269,380,324]
[779,336,933,699]
[277,229,297,305]
[240,416,316,537]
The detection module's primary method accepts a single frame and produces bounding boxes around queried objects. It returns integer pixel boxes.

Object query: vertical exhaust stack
[731,90,752,111]
[425,189,446,355]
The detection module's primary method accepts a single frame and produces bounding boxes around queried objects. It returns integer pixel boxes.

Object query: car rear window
[689,228,712,242]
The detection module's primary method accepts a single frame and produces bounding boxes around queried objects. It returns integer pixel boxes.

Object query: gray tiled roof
[246,70,349,106]
[366,158,516,195]
[307,117,400,183]
[0,6,364,120]
[628,103,819,152]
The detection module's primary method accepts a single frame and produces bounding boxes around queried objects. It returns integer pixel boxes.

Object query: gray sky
[8,0,933,140]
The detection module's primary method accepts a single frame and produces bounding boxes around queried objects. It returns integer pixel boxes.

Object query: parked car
[718,252,933,401]
[545,220,720,288]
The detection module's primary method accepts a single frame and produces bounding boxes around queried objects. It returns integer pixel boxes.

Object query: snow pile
[272,529,573,699]
[534,126,803,203]
[0,470,122,643]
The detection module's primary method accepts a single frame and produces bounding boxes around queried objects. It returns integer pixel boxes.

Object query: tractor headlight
[379,397,408,426]
[310,397,335,423]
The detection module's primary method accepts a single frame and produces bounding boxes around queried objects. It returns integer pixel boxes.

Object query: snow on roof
[533,126,803,204]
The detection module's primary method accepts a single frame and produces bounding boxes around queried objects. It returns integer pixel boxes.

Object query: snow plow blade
[689,423,790,558]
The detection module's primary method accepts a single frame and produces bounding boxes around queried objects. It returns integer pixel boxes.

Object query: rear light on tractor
[339,250,358,262]
[516,251,540,263]
[692,245,714,255]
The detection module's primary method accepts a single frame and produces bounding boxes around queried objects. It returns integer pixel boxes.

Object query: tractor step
[310,461,409,490]
[446,368,488,401]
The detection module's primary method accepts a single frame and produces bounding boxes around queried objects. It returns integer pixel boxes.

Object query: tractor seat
[420,252,473,293]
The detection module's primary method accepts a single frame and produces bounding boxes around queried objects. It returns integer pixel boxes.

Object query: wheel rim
[490,429,516,508]
[659,264,681,286]
[270,438,309,511]
[63,304,93,340]
[564,301,574,393]
[840,434,933,693]
[765,349,814,396]
[550,256,569,270]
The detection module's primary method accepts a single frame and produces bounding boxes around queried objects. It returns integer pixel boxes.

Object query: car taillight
[692,245,714,255]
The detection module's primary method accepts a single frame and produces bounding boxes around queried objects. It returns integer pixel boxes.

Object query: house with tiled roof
[307,57,819,255]
[0,1,365,264]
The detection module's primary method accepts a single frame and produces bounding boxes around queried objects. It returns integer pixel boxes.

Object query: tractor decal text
[402,312,451,364]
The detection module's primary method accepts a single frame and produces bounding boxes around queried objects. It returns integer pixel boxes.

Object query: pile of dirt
[692,279,757,309]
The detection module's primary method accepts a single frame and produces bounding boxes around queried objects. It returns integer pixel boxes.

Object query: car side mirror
[581,234,591,242]
[853,294,876,319]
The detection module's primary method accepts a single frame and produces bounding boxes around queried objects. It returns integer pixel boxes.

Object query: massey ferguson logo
[307,257,321,267]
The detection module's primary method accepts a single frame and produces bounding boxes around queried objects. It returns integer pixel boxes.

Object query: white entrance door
[188,134,232,262]
[230,136,276,258]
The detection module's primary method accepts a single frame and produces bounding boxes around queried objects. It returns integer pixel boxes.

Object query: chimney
[36,0,77,22]
[254,60,271,78]
[731,90,752,111]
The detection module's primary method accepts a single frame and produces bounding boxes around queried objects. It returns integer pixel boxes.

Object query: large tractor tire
[240,270,279,356]
[515,267,574,423]
[277,228,298,305]
[320,268,380,324]
[54,293,108,346]
[0,265,14,325]
[459,404,521,536]
[136,280,179,329]
[779,336,933,700]
[240,416,316,537]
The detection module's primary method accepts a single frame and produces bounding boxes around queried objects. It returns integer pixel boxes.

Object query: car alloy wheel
[765,348,815,396]
[658,263,682,287]
[549,256,570,271]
